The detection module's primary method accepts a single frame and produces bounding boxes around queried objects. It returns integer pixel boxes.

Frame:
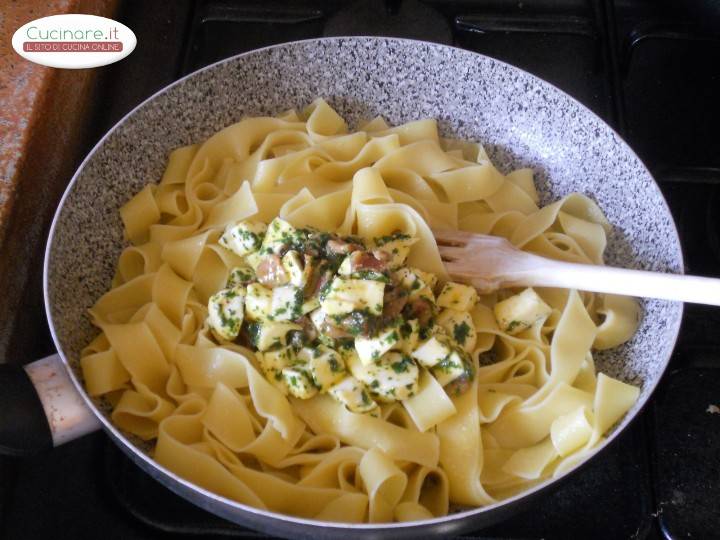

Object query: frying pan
[0,37,684,538]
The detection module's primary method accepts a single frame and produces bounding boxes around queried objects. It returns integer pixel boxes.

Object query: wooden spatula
[434,229,720,306]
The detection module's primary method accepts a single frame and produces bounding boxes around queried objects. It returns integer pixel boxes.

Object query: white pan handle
[0,353,101,455]
[24,354,101,447]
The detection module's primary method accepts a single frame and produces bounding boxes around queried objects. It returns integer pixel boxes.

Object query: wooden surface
[0,0,118,361]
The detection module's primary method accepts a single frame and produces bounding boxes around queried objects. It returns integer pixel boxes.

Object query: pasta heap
[81,99,642,523]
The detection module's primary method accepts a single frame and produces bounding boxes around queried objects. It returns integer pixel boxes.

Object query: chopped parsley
[506,320,523,332]
[453,321,471,345]
[374,232,411,247]
[391,356,413,374]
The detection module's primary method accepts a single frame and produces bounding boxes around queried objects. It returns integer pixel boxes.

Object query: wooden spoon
[434,229,720,306]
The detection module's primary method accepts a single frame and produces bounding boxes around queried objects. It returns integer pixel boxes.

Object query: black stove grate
[2,1,719,539]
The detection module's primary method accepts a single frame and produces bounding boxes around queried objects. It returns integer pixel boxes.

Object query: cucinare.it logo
[12,14,136,69]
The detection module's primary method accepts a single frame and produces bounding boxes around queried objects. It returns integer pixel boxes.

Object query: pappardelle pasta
[81,98,641,523]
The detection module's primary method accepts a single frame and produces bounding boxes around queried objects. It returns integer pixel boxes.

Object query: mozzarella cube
[245,251,264,272]
[372,233,417,269]
[309,308,327,333]
[270,284,303,321]
[282,250,308,287]
[219,220,267,256]
[247,321,301,351]
[281,365,318,399]
[416,285,436,303]
[437,308,477,352]
[493,288,552,335]
[301,296,320,315]
[431,350,467,386]
[207,287,246,341]
[245,283,273,321]
[337,254,354,276]
[348,351,418,402]
[354,325,401,365]
[437,282,478,312]
[258,347,294,394]
[410,267,438,290]
[261,217,296,255]
[320,277,385,316]
[227,266,255,288]
[392,267,429,300]
[298,345,346,391]
[328,376,378,414]
[412,335,453,368]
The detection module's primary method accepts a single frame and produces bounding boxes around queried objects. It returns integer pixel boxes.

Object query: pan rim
[42,35,685,532]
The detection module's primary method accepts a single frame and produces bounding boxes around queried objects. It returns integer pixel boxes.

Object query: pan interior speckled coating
[43,37,683,538]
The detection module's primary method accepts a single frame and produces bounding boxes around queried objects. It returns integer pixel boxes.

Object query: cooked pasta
[81,98,641,522]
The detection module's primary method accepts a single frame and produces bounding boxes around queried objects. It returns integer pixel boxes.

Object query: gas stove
[2,1,719,538]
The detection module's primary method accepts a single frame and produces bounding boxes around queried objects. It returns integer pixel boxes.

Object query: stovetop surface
[2,1,719,538]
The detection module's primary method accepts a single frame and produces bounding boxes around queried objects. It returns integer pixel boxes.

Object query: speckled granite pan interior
[46,36,682,485]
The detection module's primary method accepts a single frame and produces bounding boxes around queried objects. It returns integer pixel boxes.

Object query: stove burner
[323,0,452,45]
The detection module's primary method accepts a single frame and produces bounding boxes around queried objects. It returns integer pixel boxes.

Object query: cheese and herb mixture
[208,217,480,415]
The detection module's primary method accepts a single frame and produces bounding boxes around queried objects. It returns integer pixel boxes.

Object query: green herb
[351,270,390,282]
[327,356,343,372]
[385,330,399,344]
[506,320,523,332]
[453,321,471,345]
[391,356,413,373]
[374,232,411,247]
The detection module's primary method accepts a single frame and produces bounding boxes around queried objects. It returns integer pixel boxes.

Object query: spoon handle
[517,259,720,306]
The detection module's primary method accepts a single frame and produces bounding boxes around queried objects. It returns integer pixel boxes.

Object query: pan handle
[0,354,101,456]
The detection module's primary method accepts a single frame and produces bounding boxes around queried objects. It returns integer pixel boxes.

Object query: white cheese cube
[493,288,552,335]
[348,351,419,402]
[247,321,301,351]
[373,233,417,269]
[437,282,478,312]
[410,267,438,290]
[431,350,467,386]
[281,365,318,399]
[437,308,477,352]
[245,283,273,321]
[309,307,327,333]
[261,217,296,255]
[226,266,255,288]
[245,251,264,272]
[328,376,378,414]
[297,345,346,392]
[412,335,453,368]
[281,250,308,287]
[320,277,385,316]
[416,285,436,303]
[354,325,401,365]
[270,284,303,321]
[392,268,428,299]
[207,287,246,341]
[399,319,420,355]
[219,220,267,256]
[301,296,320,315]
[258,347,294,394]
[337,254,354,276]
